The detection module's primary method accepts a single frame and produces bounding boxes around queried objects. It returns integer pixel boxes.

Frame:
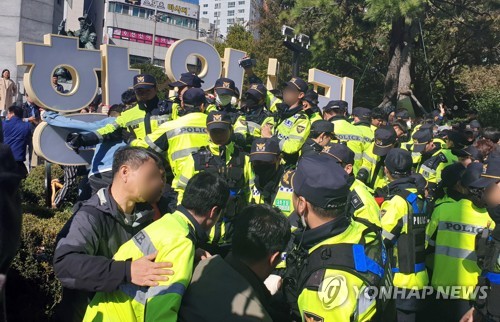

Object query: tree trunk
[379,17,405,109]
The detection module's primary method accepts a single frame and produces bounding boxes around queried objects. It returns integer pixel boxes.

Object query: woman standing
[0,69,17,112]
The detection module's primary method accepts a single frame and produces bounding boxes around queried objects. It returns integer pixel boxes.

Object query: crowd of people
[1,64,500,322]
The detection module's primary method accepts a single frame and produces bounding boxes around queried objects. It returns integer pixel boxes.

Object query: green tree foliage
[456,65,500,127]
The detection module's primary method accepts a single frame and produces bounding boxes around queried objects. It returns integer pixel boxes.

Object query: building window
[108,2,115,12]
[228,2,235,7]
[227,10,234,16]
[214,3,221,9]
[114,3,130,15]
[238,0,245,4]
[238,9,245,13]
[214,11,220,17]
[227,18,234,24]
[202,11,208,14]
[203,3,208,7]
[237,18,244,23]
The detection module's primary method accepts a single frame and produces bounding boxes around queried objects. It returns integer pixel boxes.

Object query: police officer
[240,58,282,113]
[282,154,389,322]
[234,83,271,150]
[66,74,170,149]
[175,111,253,254]
[83,172,230,322]
[205,78,240,124]
[464,153,500,322]
[352,107,374,151]
[168,72,204,120]
[131,88,210,188]
[371,107,387,132]
[302,89,322,123]
[410,127,436,171]
[300,120,334,158]
[375,148,429,322]
[321,142,381,227]
[358,125,398,190]
[426,162,490,321]
[249,138,284,205]
[418,130,462,196]
[261,77,311,166]
[322,100,365,173]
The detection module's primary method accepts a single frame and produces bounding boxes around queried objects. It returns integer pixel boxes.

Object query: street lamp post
[151,7,159,64]
[281,25,310,77]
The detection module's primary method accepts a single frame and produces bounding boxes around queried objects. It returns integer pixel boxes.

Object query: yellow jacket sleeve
[174,156,197,204]
[380,196,408,243]
[95,114,128,139]
[144,237,195,322]
[131,122,170,154]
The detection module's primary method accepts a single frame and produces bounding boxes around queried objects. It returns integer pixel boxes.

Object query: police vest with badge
[234,83,271,150]
[282,155,394,322]
[174,111,253,254]
[248,138,285,206]
[261,77,311,165]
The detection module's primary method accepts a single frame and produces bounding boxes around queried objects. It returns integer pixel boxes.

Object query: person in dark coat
[0,144,23,321]
[52,147,174,322]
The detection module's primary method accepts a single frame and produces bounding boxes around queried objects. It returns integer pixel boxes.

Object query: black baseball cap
[441,162,466,188]
[214,78,239,96]
[469,120,481,130]
[292,155,350,209]
[452,145,483,161]
[133,74,157,89]
[169,72,204,88]
[246,83,267,101]
[385,148,412,176]
[321,142,355,166]
[323,100,348,112]
[250,138,280,163]
[373,126,397,156]
[461,162,484,188]
[283,77,308,93]
[311,120,334,134]
[206,111,232,131]
[352,107,372,119]
[412,128,433,153]
[396,109,410,120]
[303,89,319,105]
[470,153,500,188]
[183,88,207,107]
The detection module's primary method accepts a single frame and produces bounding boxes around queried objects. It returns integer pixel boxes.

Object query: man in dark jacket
[53,147,174,322]
[0,144,22,321]
[2,105,31,177]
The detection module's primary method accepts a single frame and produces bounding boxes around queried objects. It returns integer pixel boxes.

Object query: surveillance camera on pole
[281,25,295,42]
[282,25,310,77]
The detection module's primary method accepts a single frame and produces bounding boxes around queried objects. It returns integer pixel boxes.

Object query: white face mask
[216,94,232,107]
[406,120,412,129]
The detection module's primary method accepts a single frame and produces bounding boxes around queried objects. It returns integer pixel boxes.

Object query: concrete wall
[0,0,63,102]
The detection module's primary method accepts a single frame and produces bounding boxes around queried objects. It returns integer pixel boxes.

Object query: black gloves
[66,132,100,152]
